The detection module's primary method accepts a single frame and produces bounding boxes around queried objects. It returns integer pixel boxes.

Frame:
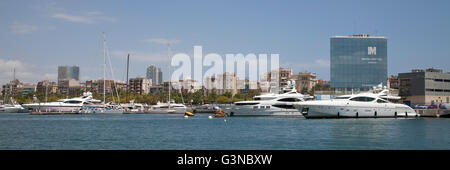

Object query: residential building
[2,79,23,95]
[37,80,57,94]
[290,72,317,93]
[215,72,238,96]
[58,79,81,95]
[129,77,152,94]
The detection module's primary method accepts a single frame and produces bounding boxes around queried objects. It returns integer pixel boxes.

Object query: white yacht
[23,92,101,113]
[225,80,313,116]
[123,100,148,114]
[146,101,187,114]
[145,43,187,114]
[78,32,124,114]
[0,97,26,113]
[295,88,418,118]
[227,88,312,116]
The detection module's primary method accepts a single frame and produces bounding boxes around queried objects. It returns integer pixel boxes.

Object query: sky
[1,0,450,85]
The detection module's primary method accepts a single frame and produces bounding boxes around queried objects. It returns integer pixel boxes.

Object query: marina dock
[415,109,450,118]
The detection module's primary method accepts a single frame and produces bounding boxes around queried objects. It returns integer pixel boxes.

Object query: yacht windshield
[349,97,376,102]
[376,99,388,103]
[276,98,301,102]
[64,100,82,104]
[271,104,295,109]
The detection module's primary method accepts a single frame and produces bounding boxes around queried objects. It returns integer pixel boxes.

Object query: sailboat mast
[126,53,130,103]
[102,32,106,105]
[168,43,171,109]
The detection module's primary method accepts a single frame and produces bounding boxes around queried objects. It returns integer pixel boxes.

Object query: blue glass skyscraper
[330,34,387,92]
[58,66,80,81]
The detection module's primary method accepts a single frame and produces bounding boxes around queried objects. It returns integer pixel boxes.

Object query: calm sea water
[0,113,449,150]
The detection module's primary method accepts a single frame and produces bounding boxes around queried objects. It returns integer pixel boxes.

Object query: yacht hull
[145,108,187,114]
[0,107,22,113]
[227,105,302,116]
[23,105,82,113]
[297,104,418,119]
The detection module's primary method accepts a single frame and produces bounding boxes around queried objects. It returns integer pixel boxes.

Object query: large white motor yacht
[22,92,101,113]
[226,80,313,117]
[296,88,418,118]
[227,88,312,116]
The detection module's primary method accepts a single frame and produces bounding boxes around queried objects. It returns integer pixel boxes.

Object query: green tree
[217,95,230,104]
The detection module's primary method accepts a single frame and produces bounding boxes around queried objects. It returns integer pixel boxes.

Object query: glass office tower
[330,34,387,92]
[146,65,163,85]
[58,66,80,81]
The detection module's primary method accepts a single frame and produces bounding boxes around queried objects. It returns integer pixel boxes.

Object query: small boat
[214,108,226,117]
[185,111,194,116]
[192,104,217,113]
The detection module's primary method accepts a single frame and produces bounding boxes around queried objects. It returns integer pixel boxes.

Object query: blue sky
[1,0,450,85]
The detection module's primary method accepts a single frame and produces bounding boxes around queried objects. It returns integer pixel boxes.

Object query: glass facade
[330,36,387,91]
[146,65,163,85]
[58,66,80,81]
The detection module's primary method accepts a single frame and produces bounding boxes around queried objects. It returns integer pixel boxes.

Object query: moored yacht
[0,97,27,113]
[23,92,101,113]
[123,100,148,114]
[227,88,312,116]
[295,87,418,118]
[225,80,313,116]
[146,101,187,114]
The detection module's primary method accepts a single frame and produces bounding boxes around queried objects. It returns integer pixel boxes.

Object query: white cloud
[0,59,56,86]
[10,22,39,34]
[143,38,181,45]
[51,12,117,24]
[314,59,330,67]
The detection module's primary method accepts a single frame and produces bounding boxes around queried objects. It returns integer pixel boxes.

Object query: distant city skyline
[1,0,450,85]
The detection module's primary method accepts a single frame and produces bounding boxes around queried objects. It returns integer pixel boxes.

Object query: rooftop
[331,34,386,39]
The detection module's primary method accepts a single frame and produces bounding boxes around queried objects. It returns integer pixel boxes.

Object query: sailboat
[79,33,123,114]
[146,43,187,114]
[0,68,27,113]
[122,54,148,114]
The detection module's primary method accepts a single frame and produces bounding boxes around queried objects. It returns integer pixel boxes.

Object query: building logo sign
[368,46,376,55]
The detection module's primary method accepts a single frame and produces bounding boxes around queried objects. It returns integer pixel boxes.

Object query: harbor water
[0,113,449,150]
